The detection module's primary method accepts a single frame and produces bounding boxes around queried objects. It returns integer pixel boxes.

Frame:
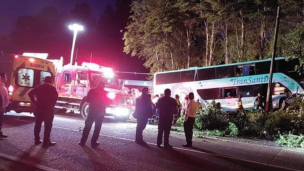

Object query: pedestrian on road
[134,87,153,144]
[28,76,58,147]
[79,81,109,148]
[156,89,178,148]
[0,73,9,139]
[183,92,198,147]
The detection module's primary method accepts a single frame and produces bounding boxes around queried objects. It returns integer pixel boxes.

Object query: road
[0,112,303,171]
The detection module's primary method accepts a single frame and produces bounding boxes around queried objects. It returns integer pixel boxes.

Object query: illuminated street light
[68,23,84,65]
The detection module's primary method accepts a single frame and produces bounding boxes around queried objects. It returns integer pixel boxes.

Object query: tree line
[123,0,304,73]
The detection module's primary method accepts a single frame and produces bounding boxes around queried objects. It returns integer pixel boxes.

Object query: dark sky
[0,0,115,36]
[0,0,149,79]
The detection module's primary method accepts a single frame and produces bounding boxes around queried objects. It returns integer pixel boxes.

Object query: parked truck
[53,61,131,121]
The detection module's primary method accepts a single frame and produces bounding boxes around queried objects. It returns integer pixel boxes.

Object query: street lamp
[68,23,84,65]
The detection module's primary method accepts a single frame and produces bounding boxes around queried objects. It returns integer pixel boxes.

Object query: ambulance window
[63,71,72,83]
[40,71,51,84]
[17,69,34,87]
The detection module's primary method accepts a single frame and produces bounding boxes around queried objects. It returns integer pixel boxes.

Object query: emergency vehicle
[0,54,56,113]
[54,61,131,121]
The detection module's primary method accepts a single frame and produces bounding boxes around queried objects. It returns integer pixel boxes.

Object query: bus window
[155,73,163,85]
[155,72,181,84]
[238,86,253,97]
[17,69,34,87]
[197,68,216,81]
[181,70,195,82]
[235,65,255,76]
[63,71,72,83]
[256,61,271,74]
[277,59,300,79]
[197,88,220,100]
[222,88,236,98]
[40,71,51,84]
[216,66,234,79]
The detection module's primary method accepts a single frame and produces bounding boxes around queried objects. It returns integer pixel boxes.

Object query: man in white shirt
[183,92,198,147]
[0,73,9,139]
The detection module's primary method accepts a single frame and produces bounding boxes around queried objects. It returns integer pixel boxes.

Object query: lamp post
[68,24,83,65]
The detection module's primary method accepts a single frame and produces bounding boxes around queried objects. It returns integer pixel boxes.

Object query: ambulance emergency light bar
[82,62,115,78]
[23,53,48,59]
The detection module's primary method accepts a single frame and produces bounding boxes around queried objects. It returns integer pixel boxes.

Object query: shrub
[176,116,185,127]
[227,122,239,137]
[206,129,225,136]
[276,133,304,148]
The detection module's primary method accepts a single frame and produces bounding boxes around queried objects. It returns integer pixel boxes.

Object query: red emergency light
[107,92,116,100]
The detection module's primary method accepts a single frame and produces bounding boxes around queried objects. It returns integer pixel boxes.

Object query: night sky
[0,0,148,80]
[0,0,114,35]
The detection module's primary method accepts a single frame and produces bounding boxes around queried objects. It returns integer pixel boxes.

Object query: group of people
[1,73,200,149]
[134,88,199,148]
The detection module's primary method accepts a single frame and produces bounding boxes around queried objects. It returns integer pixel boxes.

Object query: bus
[153,57,304,111]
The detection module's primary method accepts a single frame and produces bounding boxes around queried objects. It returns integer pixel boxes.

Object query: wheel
[80,102,89,119]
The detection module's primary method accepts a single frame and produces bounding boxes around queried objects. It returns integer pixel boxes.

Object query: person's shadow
[9,145,47,170]
[79,145,121,170]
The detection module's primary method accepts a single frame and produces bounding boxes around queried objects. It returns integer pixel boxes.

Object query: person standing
[134,87,153,144]
[182,95,189,115]
[156,89,178,148]
[0,73,9,139]
[183,92,198,147]
[28,76,58,147]
[79,81,109,148]
[255,93,264,110]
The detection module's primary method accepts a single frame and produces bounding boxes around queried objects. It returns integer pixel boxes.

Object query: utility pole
[265,6,281,112]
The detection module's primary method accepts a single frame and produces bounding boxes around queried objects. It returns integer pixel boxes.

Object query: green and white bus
[153,57,304,111]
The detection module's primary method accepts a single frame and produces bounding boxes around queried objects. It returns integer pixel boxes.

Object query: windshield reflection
[90,73,122,90]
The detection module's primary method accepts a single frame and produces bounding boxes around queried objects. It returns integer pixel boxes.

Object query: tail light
[107,92,116,100]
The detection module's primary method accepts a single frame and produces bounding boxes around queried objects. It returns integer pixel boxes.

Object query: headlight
[113,107,130,116]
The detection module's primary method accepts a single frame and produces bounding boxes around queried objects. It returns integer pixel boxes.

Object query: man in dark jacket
[28,76,58,147]
[156,89,178,148]
[79,81,109,148]
[134,87,153,144]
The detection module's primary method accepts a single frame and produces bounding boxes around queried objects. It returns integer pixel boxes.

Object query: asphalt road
[0,112,302,171]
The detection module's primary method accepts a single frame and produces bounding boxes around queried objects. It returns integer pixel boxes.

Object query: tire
[80,102,89,119]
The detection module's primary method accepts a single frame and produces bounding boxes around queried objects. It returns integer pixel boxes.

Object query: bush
[176,115,185,127]
[206,129,225,136]
[227,122,239,137]
[276,133,304,148]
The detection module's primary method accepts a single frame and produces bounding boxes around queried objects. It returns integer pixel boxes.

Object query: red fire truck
[54,61,131,121]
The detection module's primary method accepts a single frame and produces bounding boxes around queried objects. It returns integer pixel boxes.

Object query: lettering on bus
[30,63,45,69]
[230,76,269,85]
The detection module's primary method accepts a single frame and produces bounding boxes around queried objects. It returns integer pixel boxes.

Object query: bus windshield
[90,72,122,90]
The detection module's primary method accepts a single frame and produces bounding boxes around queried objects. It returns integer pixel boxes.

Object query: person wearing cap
[134,87,153,144]
[28,76,58,147]
[0,73,9,139]
[79,81,110,148]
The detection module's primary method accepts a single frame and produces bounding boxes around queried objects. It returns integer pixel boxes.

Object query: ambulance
[0,54,56,113]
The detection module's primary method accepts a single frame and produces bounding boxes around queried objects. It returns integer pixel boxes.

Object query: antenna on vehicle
[90,53,93,63]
